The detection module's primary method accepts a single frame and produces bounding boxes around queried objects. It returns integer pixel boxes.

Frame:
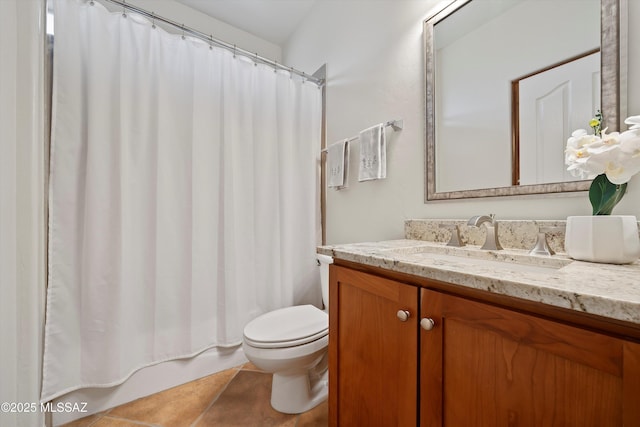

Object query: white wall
[284,0,640,244]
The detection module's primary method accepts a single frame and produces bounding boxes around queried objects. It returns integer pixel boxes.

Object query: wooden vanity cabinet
[329,264,640,427]
[421,288,640,427]
[329,265,419,427]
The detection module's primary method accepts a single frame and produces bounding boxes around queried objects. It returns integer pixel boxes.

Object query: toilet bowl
[242,254,333,414]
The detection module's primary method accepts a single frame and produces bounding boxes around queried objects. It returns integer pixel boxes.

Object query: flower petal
[624,115,640,126]
[603,153,640,184]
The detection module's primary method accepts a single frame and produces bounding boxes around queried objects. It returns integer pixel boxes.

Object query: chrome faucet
[467,214,503,250]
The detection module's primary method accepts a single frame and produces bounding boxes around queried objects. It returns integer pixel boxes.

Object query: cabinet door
[420,288,640,427]
[329,266,418,427]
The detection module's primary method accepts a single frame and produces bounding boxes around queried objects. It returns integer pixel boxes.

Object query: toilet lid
[243,304,328,349]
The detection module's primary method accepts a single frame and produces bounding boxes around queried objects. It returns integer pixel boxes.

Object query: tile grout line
[79,407,113,427]
[98,414,160,426]
[188,365,244,427]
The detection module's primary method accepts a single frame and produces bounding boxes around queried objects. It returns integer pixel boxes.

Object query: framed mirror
[425,0,627,201]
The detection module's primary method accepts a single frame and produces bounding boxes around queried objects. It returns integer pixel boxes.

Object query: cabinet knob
[396,310,411,322]
[420,318,435,331]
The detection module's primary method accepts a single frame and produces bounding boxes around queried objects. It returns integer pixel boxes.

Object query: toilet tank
[316,254,333,311]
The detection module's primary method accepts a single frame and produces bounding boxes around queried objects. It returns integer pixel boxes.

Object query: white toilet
[242,254,333,414]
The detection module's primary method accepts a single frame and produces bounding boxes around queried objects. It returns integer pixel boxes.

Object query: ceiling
[173,0,318,45]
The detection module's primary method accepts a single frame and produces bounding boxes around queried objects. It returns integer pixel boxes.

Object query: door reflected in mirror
[514,49,600,186]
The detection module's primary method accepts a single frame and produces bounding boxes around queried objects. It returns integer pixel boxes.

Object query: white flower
[565,129,599,178]
[566,129,595,149]
[600,150,640,184]
[624,115,640,130]
[565,116,640,184]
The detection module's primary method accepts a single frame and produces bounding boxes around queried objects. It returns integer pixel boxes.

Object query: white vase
[565,215,640,264]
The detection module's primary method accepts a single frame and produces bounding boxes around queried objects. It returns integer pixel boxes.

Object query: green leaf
[589,174,627,215]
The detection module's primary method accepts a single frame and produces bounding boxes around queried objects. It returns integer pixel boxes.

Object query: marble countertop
[318,239,640,326]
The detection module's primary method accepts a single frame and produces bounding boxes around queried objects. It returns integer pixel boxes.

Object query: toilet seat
[243,304,328,349]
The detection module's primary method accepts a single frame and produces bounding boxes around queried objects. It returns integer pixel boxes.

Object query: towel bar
[321,119,403,152]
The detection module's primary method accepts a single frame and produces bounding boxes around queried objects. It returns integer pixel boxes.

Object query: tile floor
[60,363,328,427]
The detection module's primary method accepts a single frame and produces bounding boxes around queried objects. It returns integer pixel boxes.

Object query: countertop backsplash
[405,219,569,254]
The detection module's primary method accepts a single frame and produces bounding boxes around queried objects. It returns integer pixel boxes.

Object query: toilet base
[270,359,328,414]
[241,308,330,414]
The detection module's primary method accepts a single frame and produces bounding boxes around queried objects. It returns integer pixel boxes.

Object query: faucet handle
[439,224,464,247]
[529,226,559,256]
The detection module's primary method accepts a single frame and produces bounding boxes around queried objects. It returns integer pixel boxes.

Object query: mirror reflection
[513,48,600,186]
[425,0,624,200]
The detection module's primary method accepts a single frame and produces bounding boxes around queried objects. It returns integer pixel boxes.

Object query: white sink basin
[383,244,569,275]
[416,253,561,274]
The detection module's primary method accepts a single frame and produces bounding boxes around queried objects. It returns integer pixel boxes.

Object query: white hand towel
[327,139,350,189]
[358,123,386,181]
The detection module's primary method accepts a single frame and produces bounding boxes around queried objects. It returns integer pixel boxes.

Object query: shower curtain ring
[122,0,127,18]
[274,61,277,73]
[181,24,186,40]
[233,45,236,58]
[209,35,214,50]
[254,53,258,66]
[302,72,306,84]
[151,12,156,29]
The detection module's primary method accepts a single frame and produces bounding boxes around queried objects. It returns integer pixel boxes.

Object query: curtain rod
[95,0,324,86]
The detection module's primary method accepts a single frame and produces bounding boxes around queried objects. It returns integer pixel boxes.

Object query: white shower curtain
[42,0,322,402]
